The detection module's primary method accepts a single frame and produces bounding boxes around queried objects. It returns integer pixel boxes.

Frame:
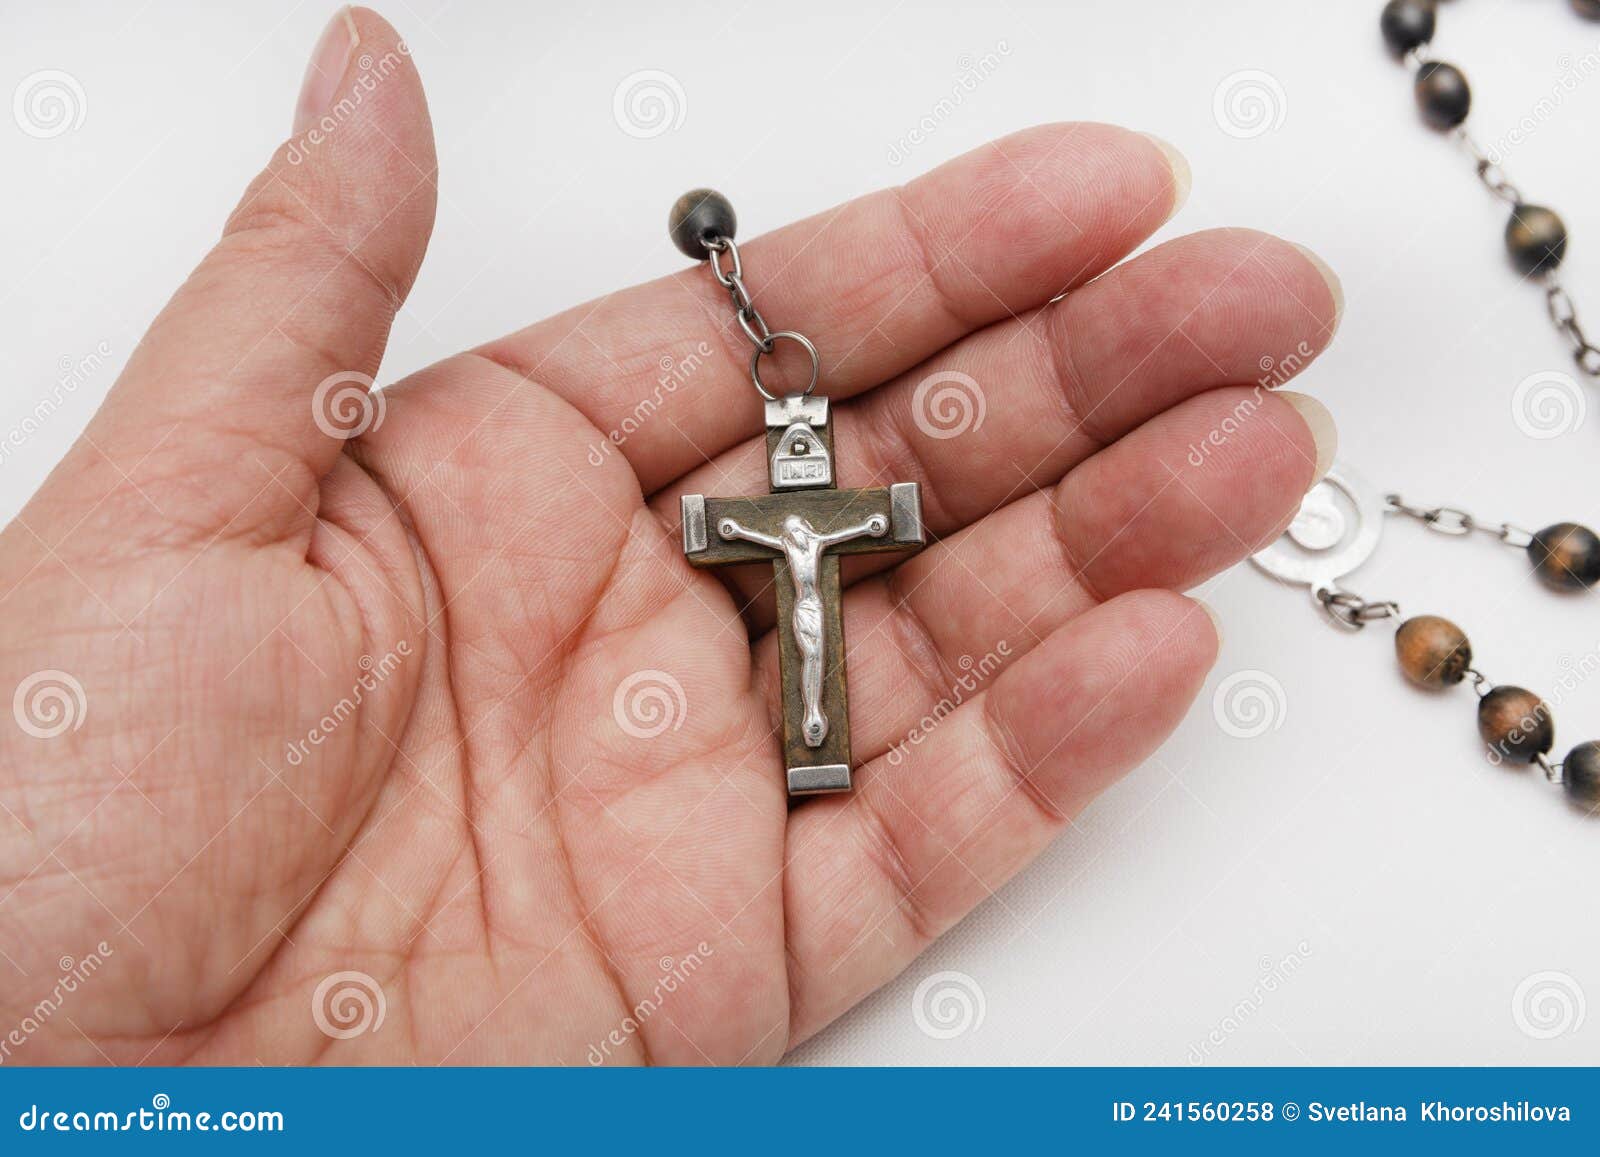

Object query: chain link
[1314,585,1401,631]
[703,235,820,401]
[1384,494,1533,548]
[1544,278,1600,377]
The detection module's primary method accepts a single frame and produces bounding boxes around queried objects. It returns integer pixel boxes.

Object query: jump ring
[749,330,820,402]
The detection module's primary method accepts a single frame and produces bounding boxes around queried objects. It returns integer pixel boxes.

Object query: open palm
[0,9,1339,1065]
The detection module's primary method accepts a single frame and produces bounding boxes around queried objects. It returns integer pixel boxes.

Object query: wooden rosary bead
[1505,204,1569,276]
[1394,615,1471,688]
[1527,522,1600,589]
[668,189,736,261]
[1564,741,1600,802]
[1477,685,1554,764]
[1381,0,1436,56]
[1415,61,1471,129]
[1573,0,1600,20]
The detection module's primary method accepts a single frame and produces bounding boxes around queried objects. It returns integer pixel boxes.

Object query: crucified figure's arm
[716,518,783,551]
[816,513,888,549]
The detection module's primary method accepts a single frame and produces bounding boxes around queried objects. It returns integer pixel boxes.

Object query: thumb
[75,6,436,543]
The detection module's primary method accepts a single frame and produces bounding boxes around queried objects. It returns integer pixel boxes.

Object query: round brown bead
[1563,741,1600,803]
[1505,205,1568,276]
[1573,0,1600,20]
[667,188,736,261]
[1394,615,1471,688]
[1415,61,1471,129]
[1527,522,1600,589]
[1477,685,1554,764]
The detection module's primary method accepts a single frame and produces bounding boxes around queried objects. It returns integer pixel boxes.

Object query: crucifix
[681,393,924,795]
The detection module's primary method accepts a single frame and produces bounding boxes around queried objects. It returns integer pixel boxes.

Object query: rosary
[1253,463,1600,808]
[1247,3,1600,813]
[1380,0,1600,375]
[668,189,925,797]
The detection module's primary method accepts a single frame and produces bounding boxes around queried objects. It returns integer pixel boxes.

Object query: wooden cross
[681,395,924,795]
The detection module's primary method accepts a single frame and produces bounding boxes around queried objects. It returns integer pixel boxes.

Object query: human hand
[0,7,1339,1064]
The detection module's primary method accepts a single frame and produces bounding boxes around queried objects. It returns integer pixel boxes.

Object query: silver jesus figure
[717,512,889,747]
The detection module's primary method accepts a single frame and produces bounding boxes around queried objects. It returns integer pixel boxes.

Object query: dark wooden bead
[1528,522,1600,589]
[1477,685,1554,764]
[1563,741,1600,802]
[668,188,736,261]
[1573,0,1600,20]
[1505,205,1568,276]
[1394,615,1471,688]
[1381,0,1436,56]
[1415,62,1471,129]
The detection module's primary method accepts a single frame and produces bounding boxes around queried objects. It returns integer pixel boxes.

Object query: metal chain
[1544,277,1600,377]
[1314,585,1401,631]
[1384,493,1534,548]
[703,236,820,401]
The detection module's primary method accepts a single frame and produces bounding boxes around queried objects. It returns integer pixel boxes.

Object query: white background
[3,0,1599,1064]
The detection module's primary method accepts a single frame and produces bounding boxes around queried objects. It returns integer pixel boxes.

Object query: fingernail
[1293,243,1344,339]
[1195,599,1223,652]
[1278,391,1337,485]
[1140,133,1191,221]
[294,7,360,135]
